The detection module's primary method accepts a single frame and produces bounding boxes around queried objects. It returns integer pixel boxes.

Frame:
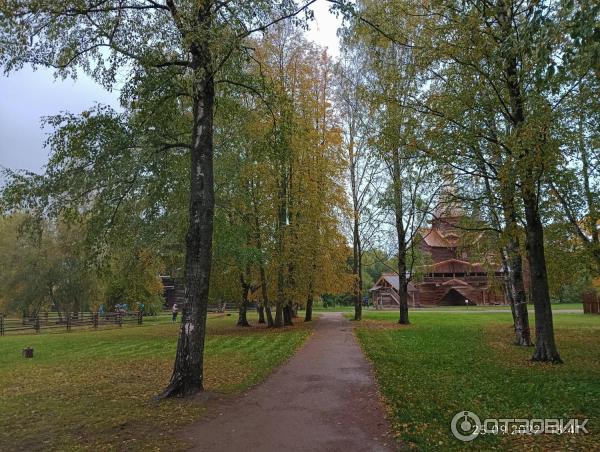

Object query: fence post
[138,310,143,326]
[67,313,71,332]
[93,312,98,329]
[35,316,40,334]
[0,315,3,336]
[118,312,122,327]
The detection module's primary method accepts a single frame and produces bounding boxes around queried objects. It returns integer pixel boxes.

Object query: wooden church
[370,201,507,308]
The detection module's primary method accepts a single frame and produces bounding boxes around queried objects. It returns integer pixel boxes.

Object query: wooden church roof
[420,228,451,247]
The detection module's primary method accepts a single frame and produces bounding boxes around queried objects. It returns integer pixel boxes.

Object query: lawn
[409,302,583,312]
[352,311,600,450]
[304,302,583,315]
[0,313,311,451]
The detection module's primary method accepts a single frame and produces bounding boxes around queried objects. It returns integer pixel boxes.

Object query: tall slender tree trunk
[498,2,559,361]
[161,53,215,397]
[522,191,562,362]
[349,132,362,321]
[503,239,532,346]
[305,292,314,321]
[237,274,251,327]
[503,257,517,323]
[265,305,274,327]
[257,303,265,324]
[283,303,294,326]
[283,263,294,327]
[274,278,284,327]
[250,186,272,328]
[259,266,274,328]
[352,223,363,321]
[237,300,250,327]
[305,252,317,322]
[397,243,409,325]
[274,170,287,328]
[357,244,363,316]
[475,123,532,346]
[392,148,409,324]
[500,187,532,346]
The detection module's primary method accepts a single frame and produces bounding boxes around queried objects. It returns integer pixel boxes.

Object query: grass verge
[0,313,310,451]
[353,311,599,450]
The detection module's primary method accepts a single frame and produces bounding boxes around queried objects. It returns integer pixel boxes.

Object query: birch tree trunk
[161,56,215,396]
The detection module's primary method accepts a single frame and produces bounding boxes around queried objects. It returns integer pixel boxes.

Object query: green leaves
[0,215,101,315]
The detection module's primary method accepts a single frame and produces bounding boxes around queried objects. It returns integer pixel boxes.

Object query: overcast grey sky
[0,1,341,174]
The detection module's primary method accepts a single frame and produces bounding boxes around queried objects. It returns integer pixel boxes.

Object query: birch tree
[0,0,318,396]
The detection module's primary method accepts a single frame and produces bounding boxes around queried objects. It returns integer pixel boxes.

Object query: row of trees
[0,1,353,397]
[336,0,599,364]
[209,27,350,326]
[0,0,598,396]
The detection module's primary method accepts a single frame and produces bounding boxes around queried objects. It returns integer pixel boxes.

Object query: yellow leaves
[592,278,600,293]
[212,28,351,305]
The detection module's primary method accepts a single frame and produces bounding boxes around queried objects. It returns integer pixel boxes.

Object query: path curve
[182,312,392,451]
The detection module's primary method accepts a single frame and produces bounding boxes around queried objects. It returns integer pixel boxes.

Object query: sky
[0,1,341,175]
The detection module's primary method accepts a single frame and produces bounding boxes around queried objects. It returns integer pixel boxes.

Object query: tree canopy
[1,0,599,393]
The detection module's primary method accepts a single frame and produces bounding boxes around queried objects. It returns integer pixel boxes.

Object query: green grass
[0,313,311,451]
[409,302,583,312]
[352,311,600,450]
[305,302,583,314]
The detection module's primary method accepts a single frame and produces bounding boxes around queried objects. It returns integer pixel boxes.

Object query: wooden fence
[0,311,143,336]
[582,292,600,314]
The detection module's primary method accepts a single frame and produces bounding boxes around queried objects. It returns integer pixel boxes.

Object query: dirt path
[182,312,392,452]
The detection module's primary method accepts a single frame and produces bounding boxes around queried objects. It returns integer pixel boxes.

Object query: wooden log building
[370,204,507,308]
